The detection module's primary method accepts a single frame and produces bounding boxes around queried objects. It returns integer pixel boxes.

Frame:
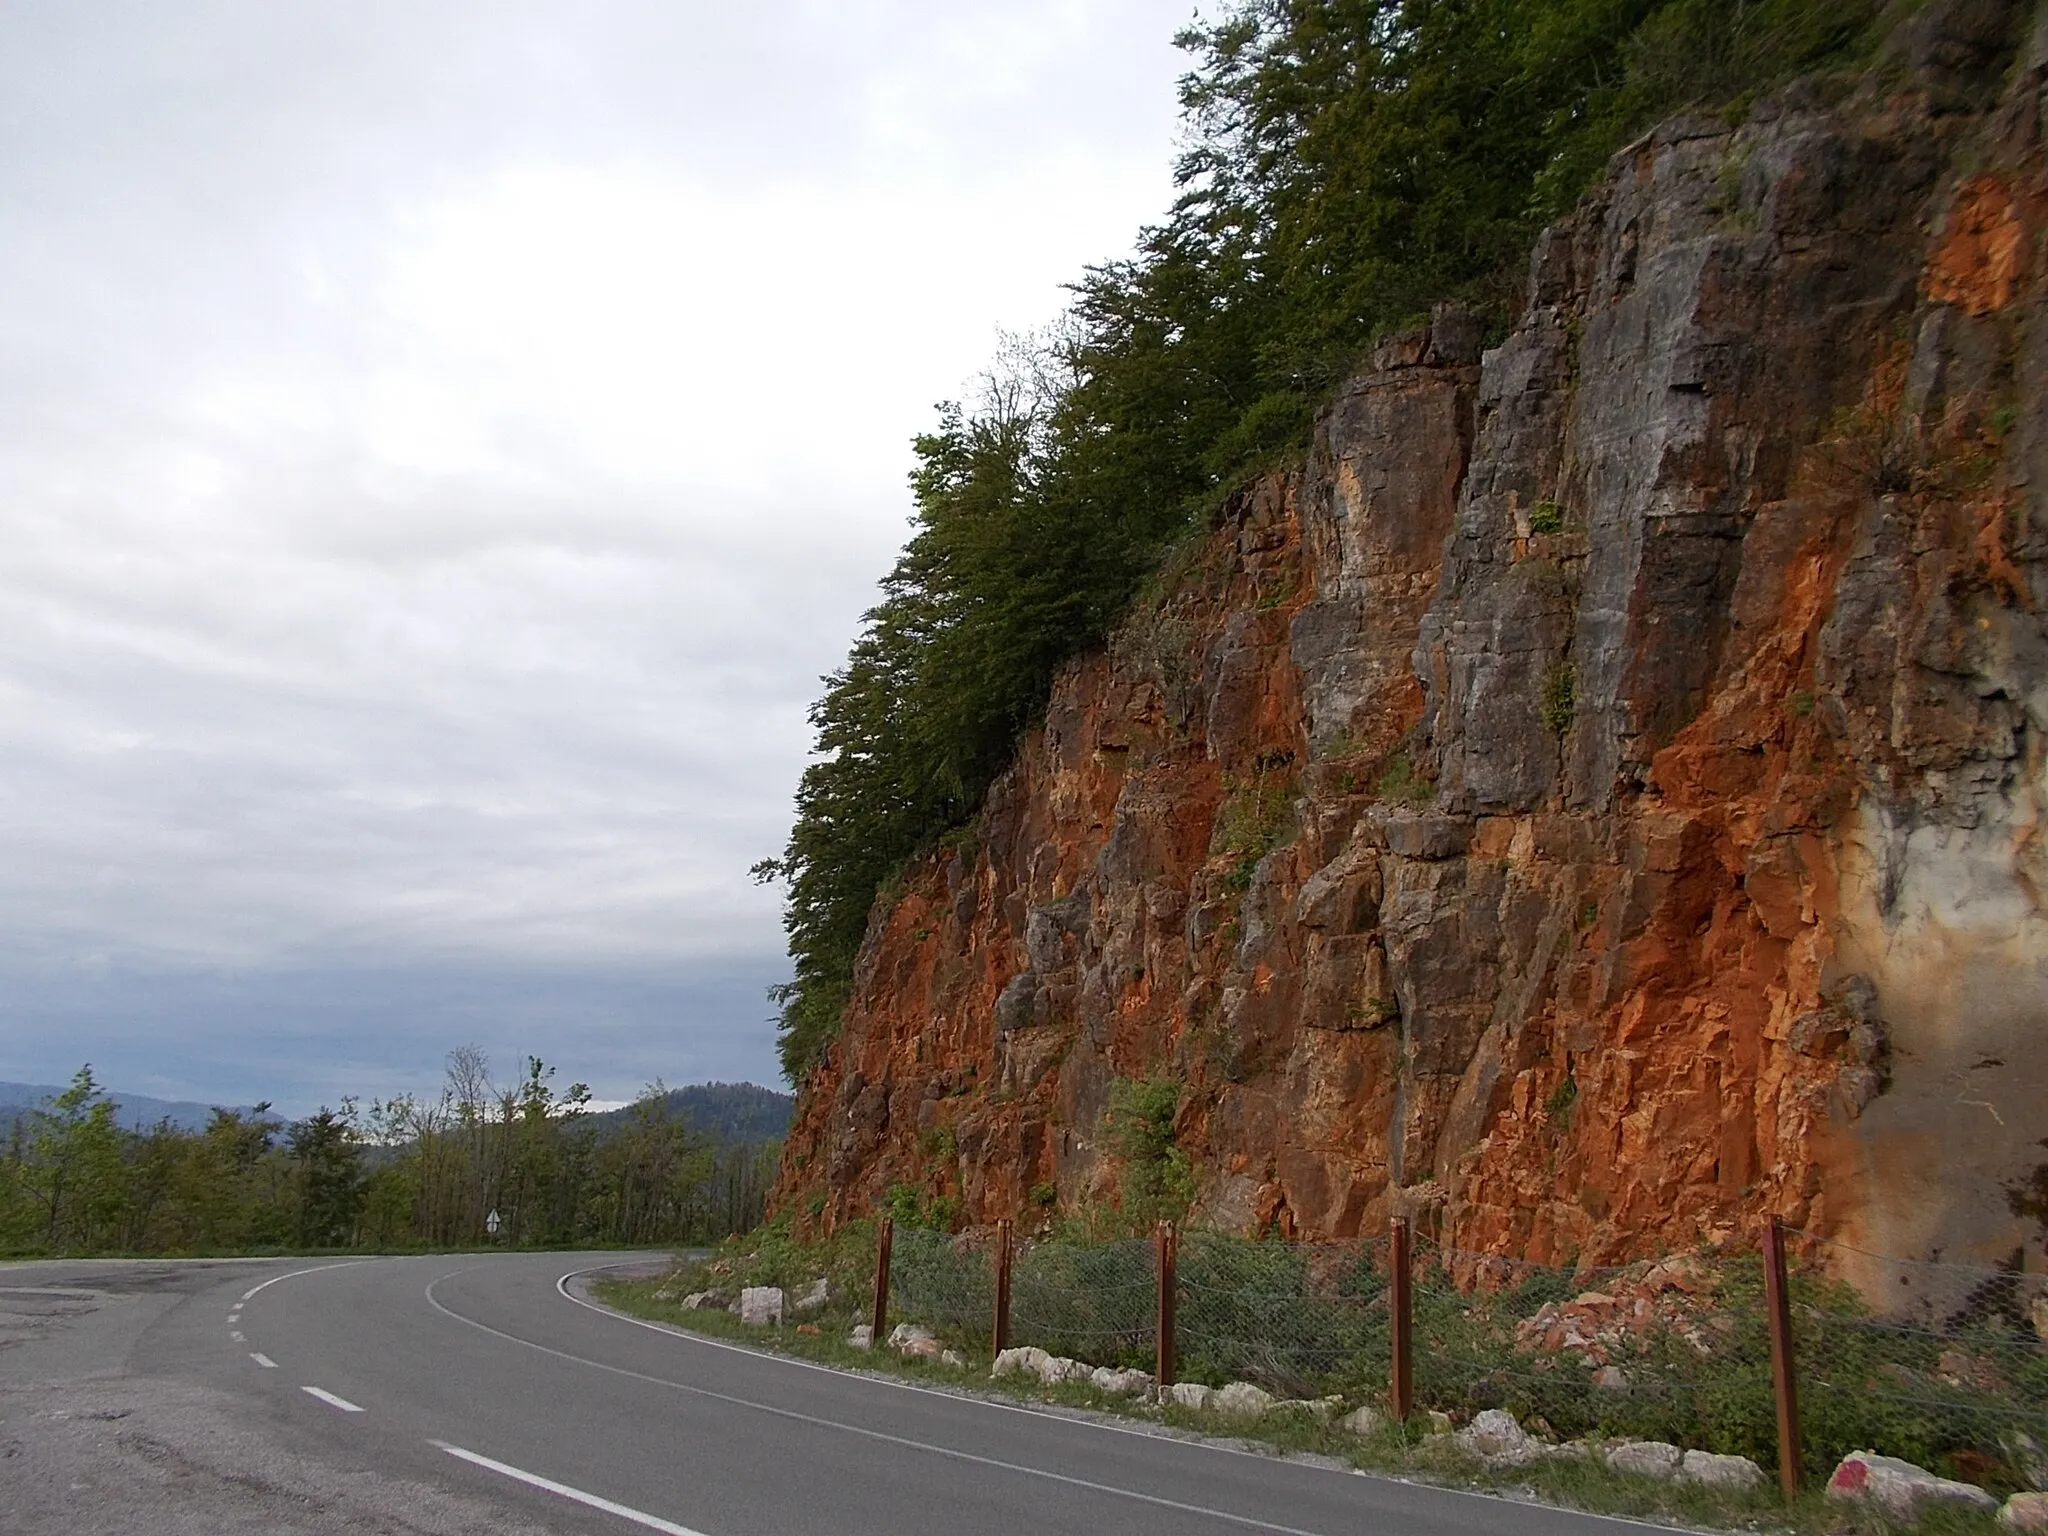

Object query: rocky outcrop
[776,5,2048,1278]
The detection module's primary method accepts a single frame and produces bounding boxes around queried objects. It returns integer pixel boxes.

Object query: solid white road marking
[434,1442,712,1536]
[250,1353,277,1368]
[240,1260,367,1303]
[427,1274,1331,1536]
[302,1386,364,1413]
[546,1264,1683,1536]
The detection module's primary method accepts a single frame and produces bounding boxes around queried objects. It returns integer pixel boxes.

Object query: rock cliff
[777,7,2048,1280]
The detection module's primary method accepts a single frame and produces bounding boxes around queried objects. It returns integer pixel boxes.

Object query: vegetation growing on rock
[760,0,1899,1081]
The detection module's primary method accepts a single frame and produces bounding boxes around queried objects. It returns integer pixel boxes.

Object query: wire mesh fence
[1408,1235,1781,1463]
[1009,1234,1156,1368]
[1791,1232,2048,1485]
[1176,1232,1390,1398]
[865,1214,2047,1490]
[889,1224,994,1352]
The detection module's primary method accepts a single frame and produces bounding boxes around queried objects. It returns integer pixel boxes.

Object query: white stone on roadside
[1339,1405,1383,1438]
[887,1322,940,1358]
[1456,1408,1544,1466]
[679,1290,720,1310]
[1677,1450,1764,1490]
[792,1278,830,1314]
[1089,1365,1153,1397]
[1267,1395,1341,1422]
[992,1346,1050,1379]
[1040,1356,1092,1385]
[1168,1381,1216,1411]
[2002,1492,2048,1531]
[1214,1382,1276,1420]
[941,1348,966,1368]
[1424,1410,1453,1436]
[1827,1451,1997,1517]
[847,1324,872,1349]
[737,1286,784,1326]
[1606,1441,1683,1480]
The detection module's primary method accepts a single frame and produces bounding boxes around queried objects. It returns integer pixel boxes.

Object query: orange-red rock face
[778,48,2048,1276]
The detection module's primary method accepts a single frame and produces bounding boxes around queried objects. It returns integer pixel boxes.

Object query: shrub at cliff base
[645,1219,2048,1495]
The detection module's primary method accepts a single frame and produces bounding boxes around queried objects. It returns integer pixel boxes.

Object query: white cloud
[0,0,1196,1102]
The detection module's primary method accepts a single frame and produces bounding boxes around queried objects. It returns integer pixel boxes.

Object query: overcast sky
[0,1,1196,1114]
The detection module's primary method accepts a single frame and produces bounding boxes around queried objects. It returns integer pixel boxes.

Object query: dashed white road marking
[434,1443,711,1536]
[250,1353,277,1368]
[302,1386,364,1413]
[230,1330,246,1342]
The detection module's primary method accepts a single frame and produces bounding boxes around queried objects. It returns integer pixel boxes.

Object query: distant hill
[588,1082,791,1143]
[0,1080,277,1134]
[0,1077,791,1145]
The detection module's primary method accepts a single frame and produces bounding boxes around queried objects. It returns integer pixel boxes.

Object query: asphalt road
[0,1252,1673,1535]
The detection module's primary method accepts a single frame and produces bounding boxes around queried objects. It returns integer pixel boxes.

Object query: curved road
[0,1252,1664,1535]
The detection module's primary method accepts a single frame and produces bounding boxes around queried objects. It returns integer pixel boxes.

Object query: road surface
[0,1252,1675,1535]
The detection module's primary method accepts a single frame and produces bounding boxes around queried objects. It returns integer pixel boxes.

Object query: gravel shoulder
[0,1260,555,1536]
[0,1374,559,1536]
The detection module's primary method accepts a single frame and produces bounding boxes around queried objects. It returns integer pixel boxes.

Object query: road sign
[485,1209,501,1237]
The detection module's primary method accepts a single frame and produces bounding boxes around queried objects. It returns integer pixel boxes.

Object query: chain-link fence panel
[1408,1236,1779,1461]
[1009,1235,1156,1369]
[1791,1232,2047,1487]
[890,1224,995,1353]
[1175,1232,1390,1399]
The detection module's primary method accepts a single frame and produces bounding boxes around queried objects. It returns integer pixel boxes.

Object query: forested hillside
[758,0,1902,1082]
[0,1054,783,1256]
[590,1082,792,1143]
[0,1081,276,1134]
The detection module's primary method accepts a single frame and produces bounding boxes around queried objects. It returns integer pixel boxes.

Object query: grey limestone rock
[1829,1451,1998,1516]
[1679,1450,1765,1491]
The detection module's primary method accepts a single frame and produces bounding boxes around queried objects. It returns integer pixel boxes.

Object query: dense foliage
[762,0,1898,1081]
[0,1056,782,1256]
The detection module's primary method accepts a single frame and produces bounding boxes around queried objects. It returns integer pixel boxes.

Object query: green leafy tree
[289,1105,365,1248]
[22,1067,127,1252]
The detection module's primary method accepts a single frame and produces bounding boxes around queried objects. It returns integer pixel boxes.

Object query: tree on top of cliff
[760,0,1895,1083]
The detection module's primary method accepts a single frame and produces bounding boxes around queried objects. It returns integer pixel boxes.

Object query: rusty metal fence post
[1155,1220,1178,1389]
[1389,1216,1413,1421]
[1763,1216,1803,1498]
[993,1218,1013,1355]
[871,1215,894,1345]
